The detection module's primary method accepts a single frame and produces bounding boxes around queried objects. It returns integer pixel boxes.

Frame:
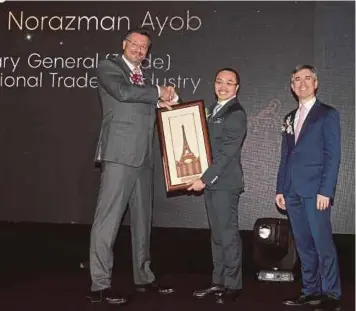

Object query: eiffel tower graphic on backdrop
[176,124,202,178]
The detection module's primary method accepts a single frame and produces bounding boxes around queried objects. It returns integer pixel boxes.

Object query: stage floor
[0,223,354,311]
[0,271,355,311]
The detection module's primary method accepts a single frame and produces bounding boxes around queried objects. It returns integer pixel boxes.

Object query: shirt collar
[122,55,140,72]
[299,97,316,111]
[218,95,236,107]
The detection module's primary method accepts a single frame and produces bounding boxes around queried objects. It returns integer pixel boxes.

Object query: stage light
[253,217,297,282]
[258,225,272,239]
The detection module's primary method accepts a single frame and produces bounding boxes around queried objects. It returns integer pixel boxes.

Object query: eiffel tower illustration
[176,124,202,178]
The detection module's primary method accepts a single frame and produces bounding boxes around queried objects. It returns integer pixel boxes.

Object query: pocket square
[213,118,224,123]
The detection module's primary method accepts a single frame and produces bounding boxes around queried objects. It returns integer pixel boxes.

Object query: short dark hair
[214,67,240,85]
[290,64,318,82]
[124,27,152,46]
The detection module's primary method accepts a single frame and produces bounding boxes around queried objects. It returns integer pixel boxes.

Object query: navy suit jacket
[276,100,341,198]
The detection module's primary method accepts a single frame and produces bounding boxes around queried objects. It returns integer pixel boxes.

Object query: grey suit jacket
[201,98,247,191]
[94,55,159,168]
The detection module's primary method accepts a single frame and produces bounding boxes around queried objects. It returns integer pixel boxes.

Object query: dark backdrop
[0,1,354,233]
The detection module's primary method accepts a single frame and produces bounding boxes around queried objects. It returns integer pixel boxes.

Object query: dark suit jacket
[94,55,159,168]
[201,97,247,191]
[276,100,341,198]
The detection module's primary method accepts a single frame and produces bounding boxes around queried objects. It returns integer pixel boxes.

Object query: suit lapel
[205,104,215,121]
[295,100,321,146]
[210,98,237,121]
[112,55,147,85]
[142,71,150,85]
[111,56,131,78]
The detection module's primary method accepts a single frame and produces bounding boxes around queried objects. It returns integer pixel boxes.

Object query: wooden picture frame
[156,100,212,192]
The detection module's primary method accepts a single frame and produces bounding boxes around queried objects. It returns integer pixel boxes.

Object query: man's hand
[317,194,330,210]
[275,193,286,210]
[186,179,206,192]
[159,86,176,102]
[158,100,178,110]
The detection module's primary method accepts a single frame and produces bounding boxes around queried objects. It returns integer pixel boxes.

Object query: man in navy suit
[276,65,342,311]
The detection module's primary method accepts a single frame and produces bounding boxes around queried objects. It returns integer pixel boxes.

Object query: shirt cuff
[156,85,161,97]
[173,94,179,102]
[156,85,161,108]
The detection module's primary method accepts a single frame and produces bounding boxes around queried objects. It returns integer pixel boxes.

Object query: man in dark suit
[87,28,177,305]
[187,68,247,304]
[276,65,342,311]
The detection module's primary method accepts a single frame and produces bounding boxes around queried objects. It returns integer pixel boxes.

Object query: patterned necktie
[295,104,307,142]
[212,103,222,117]
[131,67,144,85]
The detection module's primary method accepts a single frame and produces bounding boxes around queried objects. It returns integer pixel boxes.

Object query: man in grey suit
[187,68,247,304]
[87,28,177,305]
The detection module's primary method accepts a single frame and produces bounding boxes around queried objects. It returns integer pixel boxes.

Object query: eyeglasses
[126,39,149,51]
[214,80,238,87]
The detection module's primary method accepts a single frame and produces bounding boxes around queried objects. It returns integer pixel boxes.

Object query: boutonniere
[205,107,212,119]
[130,72,144,85]
[281,115,294,135]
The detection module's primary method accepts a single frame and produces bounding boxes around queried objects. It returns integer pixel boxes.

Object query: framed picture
[156,100,212,192]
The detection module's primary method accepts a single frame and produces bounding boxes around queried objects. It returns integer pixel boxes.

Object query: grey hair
[290,64,318,82]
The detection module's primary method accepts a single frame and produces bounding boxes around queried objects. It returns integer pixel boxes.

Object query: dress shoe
[215,288,241,304]
[313,296,342,311]
[193,285,224,298]
[135,282,175,294]
[282,294,322,306]
[86,288,129,305]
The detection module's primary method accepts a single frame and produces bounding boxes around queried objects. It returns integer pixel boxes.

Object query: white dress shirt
[218,95,236,107]
[212,96,237,116]
[122,55,142,75]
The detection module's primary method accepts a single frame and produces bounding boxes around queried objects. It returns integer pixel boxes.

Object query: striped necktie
[212,103,222,117]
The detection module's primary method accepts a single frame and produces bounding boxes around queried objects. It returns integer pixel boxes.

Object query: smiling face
[122,32,150,67]
[291,68,318,103]
[214,70,240,102]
